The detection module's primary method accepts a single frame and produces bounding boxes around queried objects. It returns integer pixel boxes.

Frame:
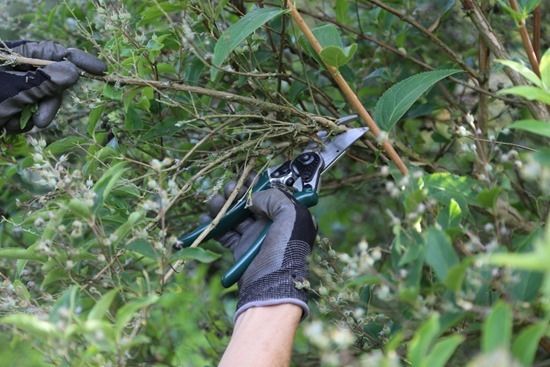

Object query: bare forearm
[219,304,302,367]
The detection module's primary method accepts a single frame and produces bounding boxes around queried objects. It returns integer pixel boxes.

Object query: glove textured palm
[0,40,106,133]
[206,185,316,321]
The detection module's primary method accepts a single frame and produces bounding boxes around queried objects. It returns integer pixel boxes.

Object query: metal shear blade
[319,127,369,173]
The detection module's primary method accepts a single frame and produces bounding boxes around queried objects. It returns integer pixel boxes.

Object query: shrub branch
[286,0,409,176]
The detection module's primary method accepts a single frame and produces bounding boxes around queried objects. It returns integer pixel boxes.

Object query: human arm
[204,186,317,366]
[0,40,106,133]
[219,304,302,367]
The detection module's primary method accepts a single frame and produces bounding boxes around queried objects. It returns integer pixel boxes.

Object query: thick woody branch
[286,1,408,176]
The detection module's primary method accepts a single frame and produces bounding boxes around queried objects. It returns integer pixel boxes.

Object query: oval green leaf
[509,119,550,138]
[374,69,461,131]
[211,7,285,80]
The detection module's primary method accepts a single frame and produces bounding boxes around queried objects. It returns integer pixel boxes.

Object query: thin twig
[0,51,309,119]
[162,159,255,284]
[508,0,540,76]
[286,0,408,176]
[362,0,479,80]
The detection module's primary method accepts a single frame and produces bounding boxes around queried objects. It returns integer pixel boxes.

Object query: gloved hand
[0,40,106,133]
[206,182,317,321]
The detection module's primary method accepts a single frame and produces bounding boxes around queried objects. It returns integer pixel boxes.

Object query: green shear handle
[176,171,319,288]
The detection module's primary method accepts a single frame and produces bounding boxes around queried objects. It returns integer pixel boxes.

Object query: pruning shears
[173,115,368,287]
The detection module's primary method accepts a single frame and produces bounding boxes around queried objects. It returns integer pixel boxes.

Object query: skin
[219,304,302,367]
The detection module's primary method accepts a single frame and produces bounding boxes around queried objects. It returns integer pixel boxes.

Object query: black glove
[206,184,317,321]
[0,41,106,133]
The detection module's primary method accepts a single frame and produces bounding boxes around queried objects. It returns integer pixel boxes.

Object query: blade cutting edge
[320,127,369,173]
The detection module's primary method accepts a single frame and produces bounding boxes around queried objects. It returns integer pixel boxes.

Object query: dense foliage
[1,0,549,366]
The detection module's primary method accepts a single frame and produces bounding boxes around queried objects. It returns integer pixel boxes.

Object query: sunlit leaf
[496,59,542,87]
[498,86,550,104]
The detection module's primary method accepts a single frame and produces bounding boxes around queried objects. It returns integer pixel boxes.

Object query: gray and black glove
[0,40,106,133]
[206,184,317,321]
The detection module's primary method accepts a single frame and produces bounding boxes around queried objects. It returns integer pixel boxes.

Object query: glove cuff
[234,298,309,323]
[235,240,311,322]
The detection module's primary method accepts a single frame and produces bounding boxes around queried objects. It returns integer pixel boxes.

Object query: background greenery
[0,0,549,366]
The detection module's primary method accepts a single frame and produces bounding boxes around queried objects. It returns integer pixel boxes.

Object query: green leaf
[486,252,548,271]
[93,162,128,211]
[444,259,472,292]
[45,136,87,155]
[498,85,550,104]
[540,47,550,90]
[211,7,285,79]
[374,69,461,131]
[1,314,56,338]
[482,301,512,353]
[170,247,221,263]
[68,198,92,219]
[476,187,502,208]
[407,314,440,366]
[521,0,541,13]
[128,239,158,259]
[13,280,31,302]
[422,335,464,367]
[424,228,459,282]
[312,24,343,48]
[19,105,35,130]
[140,2,186,25]
[335,0,349,23]
[87,105,104,138]
[496,59,542,87]
[512,321,547,366]
[0,248,46,262]
[320,43,357,68]
[115,295,158,338]
[509,119,550,138]
[88,289,118,321]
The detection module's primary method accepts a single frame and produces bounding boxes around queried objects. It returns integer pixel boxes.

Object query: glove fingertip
[199,214,212,225]
[66,48,107,75]
[207,194,226,217]
[32,96,62,128]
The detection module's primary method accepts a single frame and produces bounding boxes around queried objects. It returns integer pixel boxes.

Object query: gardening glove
[0,40,106,133]
[205,181,317,321]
